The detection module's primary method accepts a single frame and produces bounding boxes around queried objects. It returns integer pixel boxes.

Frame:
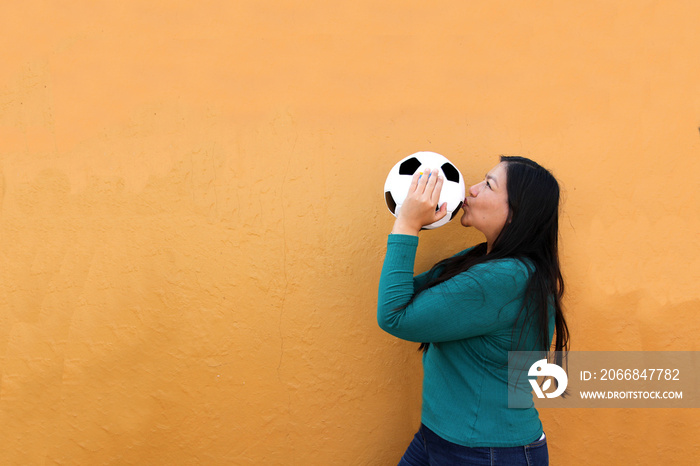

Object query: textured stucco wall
[1,1,698,465]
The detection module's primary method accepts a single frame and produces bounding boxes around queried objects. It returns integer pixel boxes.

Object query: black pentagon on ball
[450,201,463,220]
[441,163,460,182]
[385,191,397,214]
[399,157,422,175]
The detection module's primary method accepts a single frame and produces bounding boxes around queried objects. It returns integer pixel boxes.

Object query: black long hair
[414,156,569,371]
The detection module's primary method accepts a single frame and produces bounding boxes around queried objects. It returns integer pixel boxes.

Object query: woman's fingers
[426,171,448,222]
[411,168,435,194]
[401,168,447,227]
[429,171,444,205]
[409,169,429,195]
[409,168,442,201]
[416,168,432,194]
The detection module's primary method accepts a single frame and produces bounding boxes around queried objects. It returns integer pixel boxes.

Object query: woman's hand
[391,168,447,236]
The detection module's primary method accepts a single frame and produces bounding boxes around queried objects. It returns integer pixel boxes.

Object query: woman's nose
[468,182,481,197]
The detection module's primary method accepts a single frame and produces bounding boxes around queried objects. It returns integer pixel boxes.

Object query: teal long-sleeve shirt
[377,234,555,447]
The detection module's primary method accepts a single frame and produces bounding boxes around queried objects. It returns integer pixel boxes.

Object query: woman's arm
[377,235,529,343]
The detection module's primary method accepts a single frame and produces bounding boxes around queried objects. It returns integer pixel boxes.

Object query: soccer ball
[384,151,466,229]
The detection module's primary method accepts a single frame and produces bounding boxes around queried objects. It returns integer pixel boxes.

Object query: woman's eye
[486,181,491,189]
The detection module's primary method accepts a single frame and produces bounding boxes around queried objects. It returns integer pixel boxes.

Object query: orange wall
[1,1,698,464]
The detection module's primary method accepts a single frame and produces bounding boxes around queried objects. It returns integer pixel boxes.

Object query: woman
[377,156,569,465]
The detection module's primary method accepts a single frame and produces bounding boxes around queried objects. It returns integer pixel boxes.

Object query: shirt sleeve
[377,234,529,343]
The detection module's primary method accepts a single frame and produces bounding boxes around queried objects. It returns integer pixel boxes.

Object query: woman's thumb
[435,202,448,220]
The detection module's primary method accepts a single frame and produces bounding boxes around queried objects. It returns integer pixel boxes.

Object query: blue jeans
[398,424,549,466]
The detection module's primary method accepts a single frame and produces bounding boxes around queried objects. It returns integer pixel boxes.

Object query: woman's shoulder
[436,256,532,300]
[462,256,533,281]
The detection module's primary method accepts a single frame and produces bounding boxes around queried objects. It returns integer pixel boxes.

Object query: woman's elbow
[376,314,419,341]
[376,310,392,334]
[377,309,402,336]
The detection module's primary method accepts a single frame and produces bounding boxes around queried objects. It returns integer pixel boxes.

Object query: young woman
[377,156,569,465]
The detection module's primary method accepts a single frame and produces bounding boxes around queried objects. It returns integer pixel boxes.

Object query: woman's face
[460,162,510,247]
